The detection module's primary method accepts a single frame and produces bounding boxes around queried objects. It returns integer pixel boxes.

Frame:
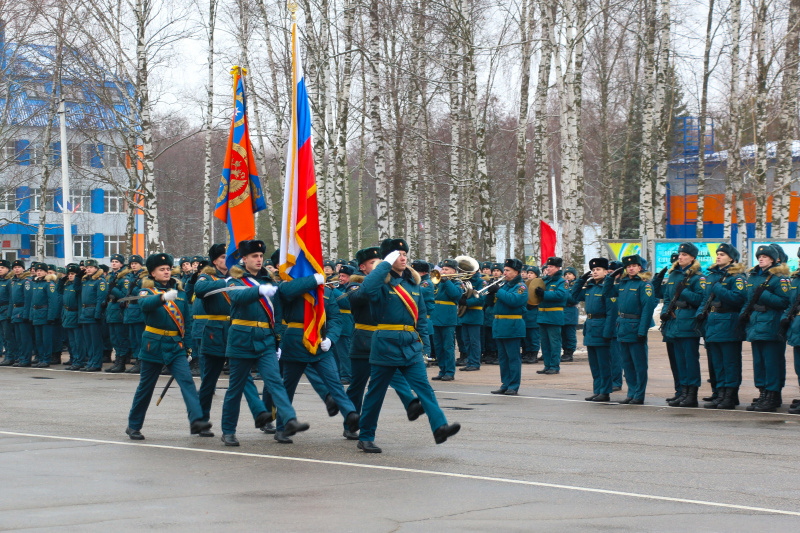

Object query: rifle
[737,274,773,327]
[659,270,694,331]
[692,272,730,331]
[778,278,800,338]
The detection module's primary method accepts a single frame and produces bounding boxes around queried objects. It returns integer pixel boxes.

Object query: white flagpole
[59,100,72,265]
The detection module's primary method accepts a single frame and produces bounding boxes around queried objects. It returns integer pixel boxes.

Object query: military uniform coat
[538,270,567,326]
[611,272,657,343]
[30,275,60,325]
[137,277,191,365]
[492,276,527,339]
[193,265,232,357]
[696,263,747,342]
[59,278,82,329]
[419,273,435,336]
[574,276,614,346]
[661,261,706,340]
[430,278,461,327]
[458,273,485,326]
[9,273,31,323]
[743,263,791,342]
[277,275,342,362]
[226,266,279,359]
[123,270,147,324]
[78,270,106,324]
[346,274,375,360]
[782,270,800,347]
[0,274,11,320]
[105,269,126,323]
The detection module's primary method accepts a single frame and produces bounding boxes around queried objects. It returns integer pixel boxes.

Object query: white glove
[276,348,281,360]
[320,337,332,352]
[383,250,401,265]
[313,273,325,285]
[259,284,278,298]
[162,289,178,302]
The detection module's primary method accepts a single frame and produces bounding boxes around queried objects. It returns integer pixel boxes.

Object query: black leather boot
[747,388,767,411]
[704,387,725,409]
[754,390,779,412]
[717,387,738,410]
[678,386,699,407]
[668,385,689,407]
[106,357,126,373]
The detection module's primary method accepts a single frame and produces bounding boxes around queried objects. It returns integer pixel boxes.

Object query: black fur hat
[545,257,563,268]
[238,240,266,257]
[717,243,740,263]
[209,243,226,262]
[379,238,409,259]
[622,254,642,267]
[411,260,429,273]
[356,247,381,265]
[589,258,609,270]
[146,253,174,273]
[504,258,524,273]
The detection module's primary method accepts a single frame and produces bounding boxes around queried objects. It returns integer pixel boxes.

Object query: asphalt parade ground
[2,333,800,531]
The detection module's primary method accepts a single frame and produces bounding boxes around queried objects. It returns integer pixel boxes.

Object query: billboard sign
[653,240,727,272]
[749,240,800,272]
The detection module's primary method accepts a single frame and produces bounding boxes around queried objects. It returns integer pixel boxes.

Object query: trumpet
[431,255,480,285]
[476,277,505,295]
[324,280,340,288]
[430,270,474,285]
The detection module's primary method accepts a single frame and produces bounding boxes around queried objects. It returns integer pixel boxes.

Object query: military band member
[575,258,614,401]
[105,254,131,372]
[123,255,147,374]
[522,265,540,364]
[9,260,33,367]
[457,268,485,372]
[536,257,566,375]
[412,260,435,363]
[323,259,336,279]
[561,267,579,362]
[488,258,527,395]
[743,244,790,412]
[696,243,746,410]
[125,253,209,441]
[0,260,14,366]
[611,255,656,404]
[334,264,356,384]
[431,259,463,381]
[357,238,460,453]
[661,243,706,408]
[221,240,310,444]
[483,263,503,365]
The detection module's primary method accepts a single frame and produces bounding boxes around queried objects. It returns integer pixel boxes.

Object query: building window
[31,189,56,212]
[104,190,124,213]
[68,143,82,166]
[104,235,125,256]
[30,143,45,166]
[30,234,57,257]
[2,141,16,164]
[73,235,92,258]
[105,149,124,168]
[70,188,91,212]
[0,190,14,210]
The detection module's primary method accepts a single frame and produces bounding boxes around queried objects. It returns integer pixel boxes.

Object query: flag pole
[59,99,72,265]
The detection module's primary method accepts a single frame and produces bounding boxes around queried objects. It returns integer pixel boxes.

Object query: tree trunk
[513,0,534,260]
[653,0,670,240]
[753,0,768,239]
[695,0,714,238]
[136,0,159,254]
[447,8,460,258]
[368,0,389,239]
[724,0,742,243]
[638,0,658,256]
[201,0,218,250]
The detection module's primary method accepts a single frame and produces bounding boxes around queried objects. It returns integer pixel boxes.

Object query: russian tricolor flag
[279,21,326,353]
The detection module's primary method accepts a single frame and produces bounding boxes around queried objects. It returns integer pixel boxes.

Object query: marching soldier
[488,258,527,395]
[561,267,580,362]
[194,244,272,442]
[743,244,790,412]
[0,260,13,366]
[220,240,310,444]
[660,243,706,408]
[9,260,33,367]
[60,265,86,370]
[29,263,60,367]
[105,254,131,372]
[574,259,614,401]
[535,257,566,375]
[611,255,656,404]
[123,255,147,374]
[457,266,485,371]
[125,253,209,441]
[695,243,747,410]
[357,238,460,453]
[431,259,463,381]
[412,260,435,363]
[522,266,540,364]
[79,259,107,372]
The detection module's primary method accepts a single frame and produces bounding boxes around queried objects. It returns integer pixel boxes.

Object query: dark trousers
[127,358,203,430]
[673,337,701,387]
[665,341,679,393]
[128,323,145,360]
[705,344,717,391]
[794,346,800,389]
[751,341,786,392]
[484,326,496,354]
[561,324,577,352]
[333,335,352,381]
[497,337,522,391]
[14,321,34,364]
[706,341,742,389]
[199,354,265,424]
[611,338,622,388]
[223,356,295,435]
[1,319,16,361]
[587,345,612,395]
[66,327,85,366]
[81,322,103,368]
[433,325,456,377]
[620,340,648,400]
[461,324,482,368]
[359,360,447,442]
[455,325,466,357]
[276,354,356,432]
[33,324,54,364]
[523,326,540,353]
[540,324,562,371]
[347,359,416,416]
[108,323,131,361]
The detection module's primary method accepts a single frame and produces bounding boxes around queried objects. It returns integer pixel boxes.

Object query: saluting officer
[488,258,527,395]
[125,253,209,441]
[535,257,567,375]
[611,255,656,404]
[9,260,33,367]
[743,244,790,412]
[431,259,463,381]
[696,243,747,410]
[221,240,310,444]
[357,238,460,453]
[575,258,614,402]
[660,243,706,408]
[0,260,14,366]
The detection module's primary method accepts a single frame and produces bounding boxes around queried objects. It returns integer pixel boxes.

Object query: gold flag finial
[287,0,298,20]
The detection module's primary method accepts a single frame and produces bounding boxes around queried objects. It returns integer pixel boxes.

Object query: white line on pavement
[1,430,799,517]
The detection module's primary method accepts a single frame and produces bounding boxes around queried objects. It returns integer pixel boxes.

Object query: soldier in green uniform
[29,263,60,367]
[9,260,33,367]
[660,243,707,407]
[123,255,147,374]
[124,253,210,441]
[179,256,193,285]
[0,260,14,365]
[79,259,106,371]
[457,268,485,371]
[334,264,356,384]
[743,244,790,412]
[536,257,567,374]
[782,247,800,415]
[695,243,747,409]
[522,266,540,364]
[356,238,460,453]
[653,252,681,402]
[488,258,527,394]
[412,260,435,363]
[60,265,86,370]
[610,255,656,404]
[483,263,503,365]
[574,258,614,401]
[430,259,463,381]
[104,254,131,372]
[561,267,580,362]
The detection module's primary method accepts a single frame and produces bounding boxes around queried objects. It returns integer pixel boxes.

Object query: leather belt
[495,315,522,319]
[355,323,377,331]
[14,304,23,308]
[710,307,736,313]
[145,325,178,336]
[82,304,94,308]
[33,305,47,310]
[674,301,697,309]
[194,315,229,321]
[753,305,767,313]
[539,307,563,312]
[619,313,640,319]
[587,314,606,319]
[233,319,272,328]
[64,306,77,311]
[283,321,304,329]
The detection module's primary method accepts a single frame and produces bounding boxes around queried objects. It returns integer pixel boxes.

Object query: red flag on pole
[540,220,557,265]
